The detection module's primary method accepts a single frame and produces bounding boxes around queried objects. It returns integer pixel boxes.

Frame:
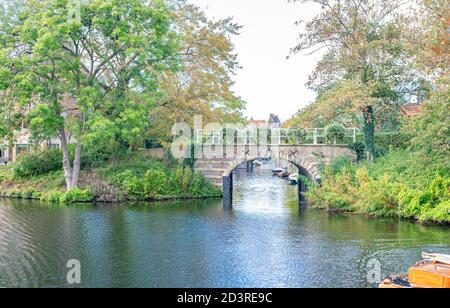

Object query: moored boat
[253,160,262,167]
[278,169,290,178]
[379,253,450,288]
[288,174,298,185]
[272,167,285,176]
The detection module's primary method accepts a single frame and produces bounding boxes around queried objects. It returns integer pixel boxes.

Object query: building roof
[401,104,423,118]
[249,119,267,126]
[268,114,281,125]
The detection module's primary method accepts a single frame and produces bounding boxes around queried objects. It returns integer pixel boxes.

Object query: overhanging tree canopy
[0,0,179,190]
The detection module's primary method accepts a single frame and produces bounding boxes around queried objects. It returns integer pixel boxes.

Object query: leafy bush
[328,156,355,175]
[40,191,64,203]
[144,169,167,198]
[298,175,313,189]
[419,201,450,224]
[326,123,346,144]
[174,167,193,193]
[21,188,41,199]
[61,188,94,203]
[40,189,93,203]
[0,167,12,183]
[14,150,63,178]
[114,171,146,201]
[355,170,400,217]
[375,131,410,152]
[81,114,122,168]
[307,151,450,224]
[403,91,450,157]
[107,156,222,201]
[349,141,366,162]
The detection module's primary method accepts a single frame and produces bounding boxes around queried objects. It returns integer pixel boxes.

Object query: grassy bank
[0,152,222,204]
[307,151,450,224]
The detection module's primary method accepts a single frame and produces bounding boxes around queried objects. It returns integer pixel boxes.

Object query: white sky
[190,0,322,122]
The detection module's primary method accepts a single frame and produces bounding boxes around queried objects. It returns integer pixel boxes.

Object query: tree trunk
[71,138,82,189]
[59,127,73,190]
[7,136,13,161]
[363,106,376,162]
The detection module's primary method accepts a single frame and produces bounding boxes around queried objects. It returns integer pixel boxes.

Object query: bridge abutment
[298,177,308,208]
[223,174,233,210]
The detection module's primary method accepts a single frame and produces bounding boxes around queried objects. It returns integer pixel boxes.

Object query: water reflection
[0,166,448,288]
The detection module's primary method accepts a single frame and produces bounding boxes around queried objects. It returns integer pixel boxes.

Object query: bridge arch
[221,155,319,210]
[223,156,317,182]
[193,144,356,209]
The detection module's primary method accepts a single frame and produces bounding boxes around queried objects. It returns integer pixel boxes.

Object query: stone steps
[195,162,232,169]
[195,158,235,190]
[196,170,226,178]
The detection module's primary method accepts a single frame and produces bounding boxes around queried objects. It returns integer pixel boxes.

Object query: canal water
[0,164,448,288]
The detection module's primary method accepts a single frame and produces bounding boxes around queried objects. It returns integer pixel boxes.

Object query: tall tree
[411,0,449,85]
[0,0,178,190]
[148,2,245,145]
[290,0,413,160]
[284,80,378,128]
[0,0,25,160]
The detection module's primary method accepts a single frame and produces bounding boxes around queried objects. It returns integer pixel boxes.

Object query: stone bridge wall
[194,144,356,190]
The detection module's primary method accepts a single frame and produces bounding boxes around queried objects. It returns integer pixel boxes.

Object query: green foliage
[60,188,94,203]
[144,169,168,198]
[20,188,40,199]
[40,188,93,204]
[40,191,64,203]
[404,91,450,157]
[106,155,222,201]
[81,114,122,168]
[112,170,146,201]
[349,141,366,162]
[14,150,62,178]
[375,131,410,152]
[0,166,12,182]
[28,104,64,142]
[328,156,355,175]
[308,151,450,224]
[326,123,346,144]
[1,0,179,190]
[354,169,400,217]
[298,175,313,189]
[0,188,41,199]
[419,201,450,224]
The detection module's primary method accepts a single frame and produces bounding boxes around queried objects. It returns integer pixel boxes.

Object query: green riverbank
[307,150,450,225]
[0,153,222,204]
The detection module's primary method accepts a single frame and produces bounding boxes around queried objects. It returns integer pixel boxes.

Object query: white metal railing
[194,128,361,145]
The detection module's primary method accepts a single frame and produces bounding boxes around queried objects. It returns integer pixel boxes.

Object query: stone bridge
[194,144,356,209]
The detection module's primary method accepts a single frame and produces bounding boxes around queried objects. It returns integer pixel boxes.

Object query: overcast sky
[190,0,322,122]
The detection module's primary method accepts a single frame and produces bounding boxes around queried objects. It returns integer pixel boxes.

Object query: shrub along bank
[0,151,222,204]
[97,154,222,201]
[307,152,449,224]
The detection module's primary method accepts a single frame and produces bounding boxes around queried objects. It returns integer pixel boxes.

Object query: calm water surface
[0,165,449,288]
